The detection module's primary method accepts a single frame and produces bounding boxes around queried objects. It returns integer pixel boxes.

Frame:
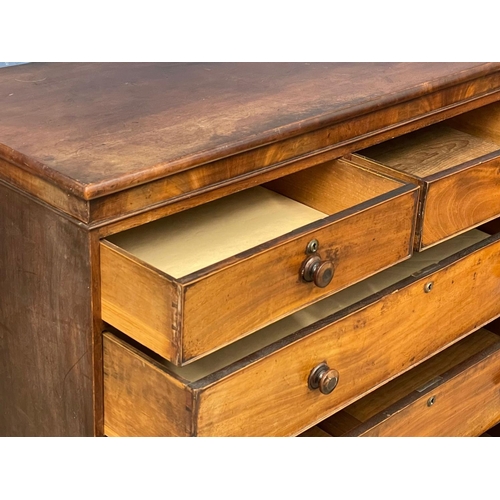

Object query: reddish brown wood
[2,63,500,437]
[0,182,95,436]
[0,63,499,201]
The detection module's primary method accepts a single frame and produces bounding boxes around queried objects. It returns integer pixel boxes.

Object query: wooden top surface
[1,62,500,200]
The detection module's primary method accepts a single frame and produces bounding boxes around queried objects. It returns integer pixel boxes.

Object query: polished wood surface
[0,157,90,221]
[0,63,500,228]
[0,63,496,197]
[101,161,417,364]
[103,230,500,436]
[320,329,500,437]
[87,75,500,228]
[422,153,500,247]
[336,328,497,423]
[0,182,94,436]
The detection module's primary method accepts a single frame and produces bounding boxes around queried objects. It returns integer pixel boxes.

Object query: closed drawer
[104,228,500,436]
[354,102,500,250]
[317,325,500,437]
[101,159,418,365]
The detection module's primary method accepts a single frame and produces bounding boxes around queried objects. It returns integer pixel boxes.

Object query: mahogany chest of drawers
[2,62,500,436]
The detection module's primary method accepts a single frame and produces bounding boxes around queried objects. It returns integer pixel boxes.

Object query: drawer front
[319,327,500,437]
[104,233,500,437]
[355,115,500,250]
[101,160,418,365]
[421,155,500,247]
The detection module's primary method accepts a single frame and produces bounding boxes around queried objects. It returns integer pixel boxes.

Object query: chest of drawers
[2,62,500,436]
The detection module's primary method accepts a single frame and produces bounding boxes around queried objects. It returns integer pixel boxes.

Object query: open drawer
[100,159,418,364]
[354,101,500,250]
[317,324,500,437]
[104,227,500,436]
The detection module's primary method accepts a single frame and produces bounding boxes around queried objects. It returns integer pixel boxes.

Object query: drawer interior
[316,325,500,436]
[135,227,491,383]
[358,125,500,178]
[447,100,500,146]
[357,101,500,180]
[106,159,405,279]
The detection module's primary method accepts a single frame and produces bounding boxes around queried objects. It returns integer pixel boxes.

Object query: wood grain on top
[1,62,499,199]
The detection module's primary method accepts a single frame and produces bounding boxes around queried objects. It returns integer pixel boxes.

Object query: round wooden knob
[308,363,340,395]
[301,255,334,288]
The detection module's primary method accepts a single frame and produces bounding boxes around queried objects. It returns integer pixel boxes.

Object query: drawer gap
[447,100,500,145]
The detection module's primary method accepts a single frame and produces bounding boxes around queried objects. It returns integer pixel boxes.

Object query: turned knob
[301,255,334,288]
[308,363,339,395]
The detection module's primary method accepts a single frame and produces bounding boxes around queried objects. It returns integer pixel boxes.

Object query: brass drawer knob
[308,362,340,395]
[301,255,335,288]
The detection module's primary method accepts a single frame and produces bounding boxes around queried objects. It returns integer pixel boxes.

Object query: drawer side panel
[100,242,181,363]
[103,334,192,437]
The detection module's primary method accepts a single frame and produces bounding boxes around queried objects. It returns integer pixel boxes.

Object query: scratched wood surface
[0,62,499,200]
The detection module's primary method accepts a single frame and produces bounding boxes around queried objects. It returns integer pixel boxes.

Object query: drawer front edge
[347,341,500,437]
[422,153,500,248]
[100,242,182,363]
[103,333,193,437]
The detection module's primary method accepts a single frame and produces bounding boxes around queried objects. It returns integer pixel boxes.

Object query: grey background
[0,62,29,68]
